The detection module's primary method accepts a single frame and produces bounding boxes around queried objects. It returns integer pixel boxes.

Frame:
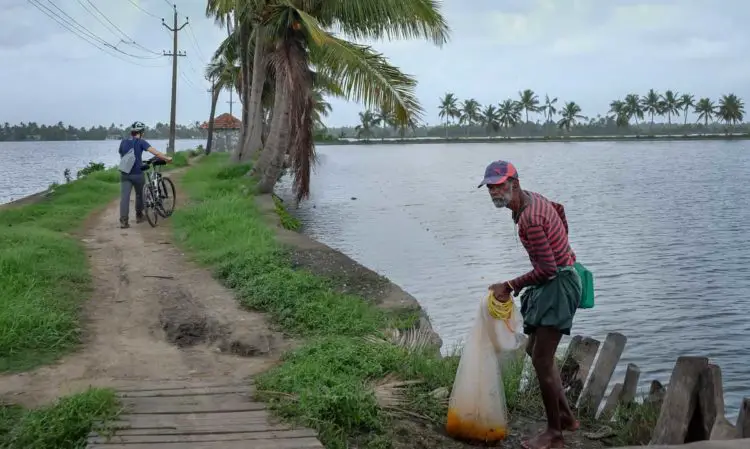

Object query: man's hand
[489,282,511,303]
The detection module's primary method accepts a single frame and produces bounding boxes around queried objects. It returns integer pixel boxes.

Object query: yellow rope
[487,291,513,320]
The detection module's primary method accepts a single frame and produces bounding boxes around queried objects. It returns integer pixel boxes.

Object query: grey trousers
[120,173,145,219]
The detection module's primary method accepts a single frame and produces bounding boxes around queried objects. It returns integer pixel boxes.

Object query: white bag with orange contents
[445,292,525,443]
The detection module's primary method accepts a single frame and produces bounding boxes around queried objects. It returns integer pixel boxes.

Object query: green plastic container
[573,262,595,309]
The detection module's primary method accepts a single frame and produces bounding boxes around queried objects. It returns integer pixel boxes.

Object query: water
[278,140,750,419]
[0,139,204,204]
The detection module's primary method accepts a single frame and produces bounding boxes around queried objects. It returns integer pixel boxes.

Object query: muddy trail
[0,176,292,407]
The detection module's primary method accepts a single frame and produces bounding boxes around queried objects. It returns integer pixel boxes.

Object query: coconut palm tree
[557,101,584,133]
[374,106,396,134]
[641,89,662,129]
[694,98,716,128]
[498,99,522,137]
[609,100,629,127]
[210,0,450,201]
[623,94,644,127]
[518,89,540,124]
[481,104,500,137]
[438,92,459,137]
[204,55,239,154]
[459,98,481,134]
[540,94,558,124]
[355,110,377,141]
[660,90,680,127]
[717,94,745,131]
[310,88,332,128]
[679,94,695,126]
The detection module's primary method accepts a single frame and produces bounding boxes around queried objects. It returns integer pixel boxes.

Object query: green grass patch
[172,154,541,448]
[0,387,120,448]
[0,168,120,372]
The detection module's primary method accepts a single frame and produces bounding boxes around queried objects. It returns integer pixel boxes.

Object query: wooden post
[693,364,725,440]
[650,356,709,445]
[560,335,600,406]
[620,363,641,404]
[577,332,627,418]
[736,397,750,438]
[599,383,623,420]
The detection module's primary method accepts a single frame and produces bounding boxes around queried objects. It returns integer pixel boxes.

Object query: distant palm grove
[0,121,205,142]
[340,89,747,140]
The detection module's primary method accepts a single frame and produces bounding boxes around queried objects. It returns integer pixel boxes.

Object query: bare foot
[561,413,580,432]
[521,429,564,449]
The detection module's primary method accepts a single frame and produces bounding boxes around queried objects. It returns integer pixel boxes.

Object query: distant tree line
[333,89,748,140]
[0,121,207,142]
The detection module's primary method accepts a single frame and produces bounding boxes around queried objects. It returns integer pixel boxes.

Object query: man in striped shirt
[479,160,582,449]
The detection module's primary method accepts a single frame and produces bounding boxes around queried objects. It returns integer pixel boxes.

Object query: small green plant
[273,195,301,231]
[76,161,106,179]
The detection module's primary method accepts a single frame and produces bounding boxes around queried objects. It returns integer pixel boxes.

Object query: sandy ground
[0,179,291,407]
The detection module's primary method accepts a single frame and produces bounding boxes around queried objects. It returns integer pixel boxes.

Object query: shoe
[135,214,145,224]
[119,217,130,229]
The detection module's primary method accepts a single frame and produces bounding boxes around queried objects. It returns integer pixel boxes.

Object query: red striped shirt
[510,191,576,290]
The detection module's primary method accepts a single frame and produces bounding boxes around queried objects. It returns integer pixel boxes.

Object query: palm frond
[316,0,450,46]
[308,34,422,125]
[364,326,437,353]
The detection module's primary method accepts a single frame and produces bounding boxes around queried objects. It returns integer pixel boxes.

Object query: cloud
[1,0,748,129]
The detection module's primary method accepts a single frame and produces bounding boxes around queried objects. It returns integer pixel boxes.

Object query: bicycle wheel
[143,186,159,227]
[157,176,176,218]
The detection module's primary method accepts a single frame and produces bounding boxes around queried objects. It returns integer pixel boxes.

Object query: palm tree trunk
[684,108,689,126]
[205,83,220,154]
[239,27,268,163]
[231,25,251,163]
[256,73,289,192]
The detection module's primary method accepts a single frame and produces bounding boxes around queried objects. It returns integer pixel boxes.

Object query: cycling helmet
[130,121,146,133]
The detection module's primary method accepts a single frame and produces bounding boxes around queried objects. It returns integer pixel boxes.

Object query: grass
[0,149,197,373]
[172,153,538,449]
[0,387,120,448]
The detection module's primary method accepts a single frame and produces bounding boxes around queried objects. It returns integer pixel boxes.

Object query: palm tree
[374,106,396,133]
[205,54,239,154]
[694,98,716,128]
[609,100,629,127]
[354,110,377,141]
[459,98,481,135]
[679,94,695,126]
[498,99,521,137]
[518,89,540,124]
[557,101,584,133]
[310,88,332,128]
[211,1,450,201]
[717,94,745,131]
[641,89,662,129]
[480,104,500,137]
[540,94,558,124]
[660,90,680,128]
[438,93,459,137]
[623,94,644,127]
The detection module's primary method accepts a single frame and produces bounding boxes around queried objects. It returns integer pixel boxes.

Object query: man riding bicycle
[118,121,172,228]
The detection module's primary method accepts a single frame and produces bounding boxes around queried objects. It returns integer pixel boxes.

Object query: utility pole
[227,90,236,117]
[162,4,188,155]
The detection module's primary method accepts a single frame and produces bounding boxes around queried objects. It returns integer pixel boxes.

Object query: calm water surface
[277,140,750,419]
[0,139,204,204]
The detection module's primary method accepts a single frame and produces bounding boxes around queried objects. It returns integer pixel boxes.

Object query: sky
[3,0,749,128]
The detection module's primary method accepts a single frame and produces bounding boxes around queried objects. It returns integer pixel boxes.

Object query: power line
[28,0,165,66]
[125,0,160,19]
[78,0,160,55]
[186,23,207,61]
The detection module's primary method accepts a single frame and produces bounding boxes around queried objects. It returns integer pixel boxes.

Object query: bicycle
[141,157,176,227]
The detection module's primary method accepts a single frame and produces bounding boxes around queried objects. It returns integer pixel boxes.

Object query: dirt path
[0,180,290,407]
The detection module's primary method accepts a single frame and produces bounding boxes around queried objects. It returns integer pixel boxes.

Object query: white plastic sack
[445,294,525,443]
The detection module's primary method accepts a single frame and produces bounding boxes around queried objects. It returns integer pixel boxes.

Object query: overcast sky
[3,0,749,128]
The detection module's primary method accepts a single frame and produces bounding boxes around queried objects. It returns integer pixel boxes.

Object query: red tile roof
[200,113,242,129]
